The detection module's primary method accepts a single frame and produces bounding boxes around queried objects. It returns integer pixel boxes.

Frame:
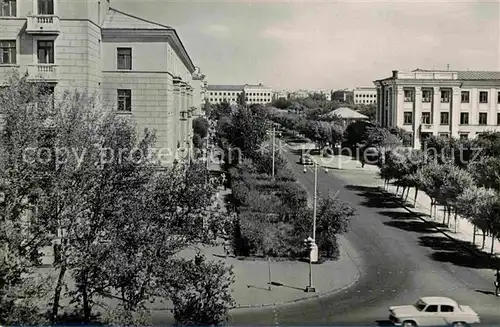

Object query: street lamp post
[267,126,282,179]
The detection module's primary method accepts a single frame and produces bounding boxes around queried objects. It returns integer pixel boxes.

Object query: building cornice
[101,28,196,73]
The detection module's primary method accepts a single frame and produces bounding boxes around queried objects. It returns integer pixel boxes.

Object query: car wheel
[452,322,467,327]
[402,320,416,327]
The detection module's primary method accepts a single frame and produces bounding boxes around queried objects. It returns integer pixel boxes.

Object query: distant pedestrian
[221,173,227,190]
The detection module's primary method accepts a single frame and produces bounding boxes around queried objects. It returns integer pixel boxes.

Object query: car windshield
[414,300,427,311]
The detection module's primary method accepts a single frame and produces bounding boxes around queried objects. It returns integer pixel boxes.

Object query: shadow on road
[247,284,271,292]
[383,220,441,234]
[345,184,500,270]
[476,289,496,296]
[344,185,402,209]
[375,319,394,326]
[377,211,424,220]
[420,237,500,269]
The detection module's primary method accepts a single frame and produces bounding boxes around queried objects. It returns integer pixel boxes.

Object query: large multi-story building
[0,0,202,155]
[206,83,273,105]
[374,69,500,148]
[353,87,377,105]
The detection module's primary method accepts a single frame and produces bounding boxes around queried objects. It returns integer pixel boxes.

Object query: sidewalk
[171,238,360,309]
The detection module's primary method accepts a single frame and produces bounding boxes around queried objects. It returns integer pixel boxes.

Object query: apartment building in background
[353,87,377,104]
[374,69,500,149]
[273,89,288,100]
[206,83,273,105]
[0,0,204,155]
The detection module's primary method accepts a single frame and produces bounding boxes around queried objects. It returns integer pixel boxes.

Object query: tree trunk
[454,209,458,233]
[414,188,418,207]
[405,187,411,201]
[473,225,476,244]
[82,273,91,322]
[482,231,486,249]
[396,185,400,195]
[446,206,451,226]
[492,236,496,255]
[401,186,406,199]
[442,205,447,225]
[430,198,434,217]
[51,263,67,323]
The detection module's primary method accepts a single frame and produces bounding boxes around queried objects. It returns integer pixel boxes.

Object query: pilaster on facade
[413,86,422,149]
[395,86,404,127]
[173,78,182,149]
[450,87,461,138]
[431,87,441,135]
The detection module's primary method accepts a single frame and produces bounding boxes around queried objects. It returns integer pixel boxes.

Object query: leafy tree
[456,187,499,251]
[237,90,246,106]
[162,252,235,326]
[388,127,412,147]
[218,106,270,160]
[314,195,354,259]
[193,117,209,139]
[356,104,376,122]
[208,102,232,121]
[272,98,292,109]
[469,156,500,190]
[342,120,374,149]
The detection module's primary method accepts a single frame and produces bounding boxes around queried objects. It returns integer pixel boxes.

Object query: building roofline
[108,7,172,29]
[104,8,195,73]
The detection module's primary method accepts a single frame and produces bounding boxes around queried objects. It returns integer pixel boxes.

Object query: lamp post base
[304,286,316,293]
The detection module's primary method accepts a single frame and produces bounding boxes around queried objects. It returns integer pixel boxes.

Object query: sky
[111,0,500,91]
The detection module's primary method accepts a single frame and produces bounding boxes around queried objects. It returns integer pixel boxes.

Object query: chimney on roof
[392,70,398,78]
[447,64,450,71]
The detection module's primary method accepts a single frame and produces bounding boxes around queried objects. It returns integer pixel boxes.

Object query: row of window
[403,89,500,104]
[208,91,272,97]
[209,98,271,102]
[355,99,377,104]
[0,40,55,65]
[355,94,376,98]
[0,0,54,17]
[403,131,480,141]
[403,111,499,125]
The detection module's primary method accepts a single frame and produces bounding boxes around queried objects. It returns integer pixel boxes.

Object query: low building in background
[332,89,354,104]
[374,69,500,149]
[353,87,377,104]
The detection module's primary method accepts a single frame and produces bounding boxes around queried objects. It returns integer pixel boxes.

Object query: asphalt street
[229,148,500,326]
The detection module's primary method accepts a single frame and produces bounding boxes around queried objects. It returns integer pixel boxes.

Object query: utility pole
[272,126,275,178]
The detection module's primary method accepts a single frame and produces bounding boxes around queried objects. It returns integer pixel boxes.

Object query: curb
[378,184,495,260]
[150,264,360,313]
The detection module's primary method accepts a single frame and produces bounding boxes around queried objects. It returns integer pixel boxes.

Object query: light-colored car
[388,296,480,327]
[300,154,314,165]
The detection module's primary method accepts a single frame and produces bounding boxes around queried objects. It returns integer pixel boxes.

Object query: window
[497,113,500,125]
[117,48,132,70]
[479,91,488,103]
[0,40,16,64]
[459,133,468,140]
[479,112,488,125]
[440,112,449,125]
[38,0,53,15]
[460,112,469,125]
[403,112,412,125]
[441,305,454,313]
[404,89,414,102]
[498,91,500,104]
[421,112,431,124]
[441,90,450,103]
[37,40,54,64]
[461,91,469,103]
[0,0,16,16]
[438,133,449,138]
[425,305,438,313]
[422,89,432,103]
[117,89,131,112]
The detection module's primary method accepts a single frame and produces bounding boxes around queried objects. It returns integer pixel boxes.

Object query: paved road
[229,148,500,326]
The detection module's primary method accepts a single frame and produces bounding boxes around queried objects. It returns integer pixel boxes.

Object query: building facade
[353,87,377,104]
[332,89,354,104]
[0,0,201,156]
[374,69,500,149]
[273,89,288,100]
[206,83,273,105]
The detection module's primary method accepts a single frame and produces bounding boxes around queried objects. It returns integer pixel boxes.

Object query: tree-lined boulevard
[231,144,500,326]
